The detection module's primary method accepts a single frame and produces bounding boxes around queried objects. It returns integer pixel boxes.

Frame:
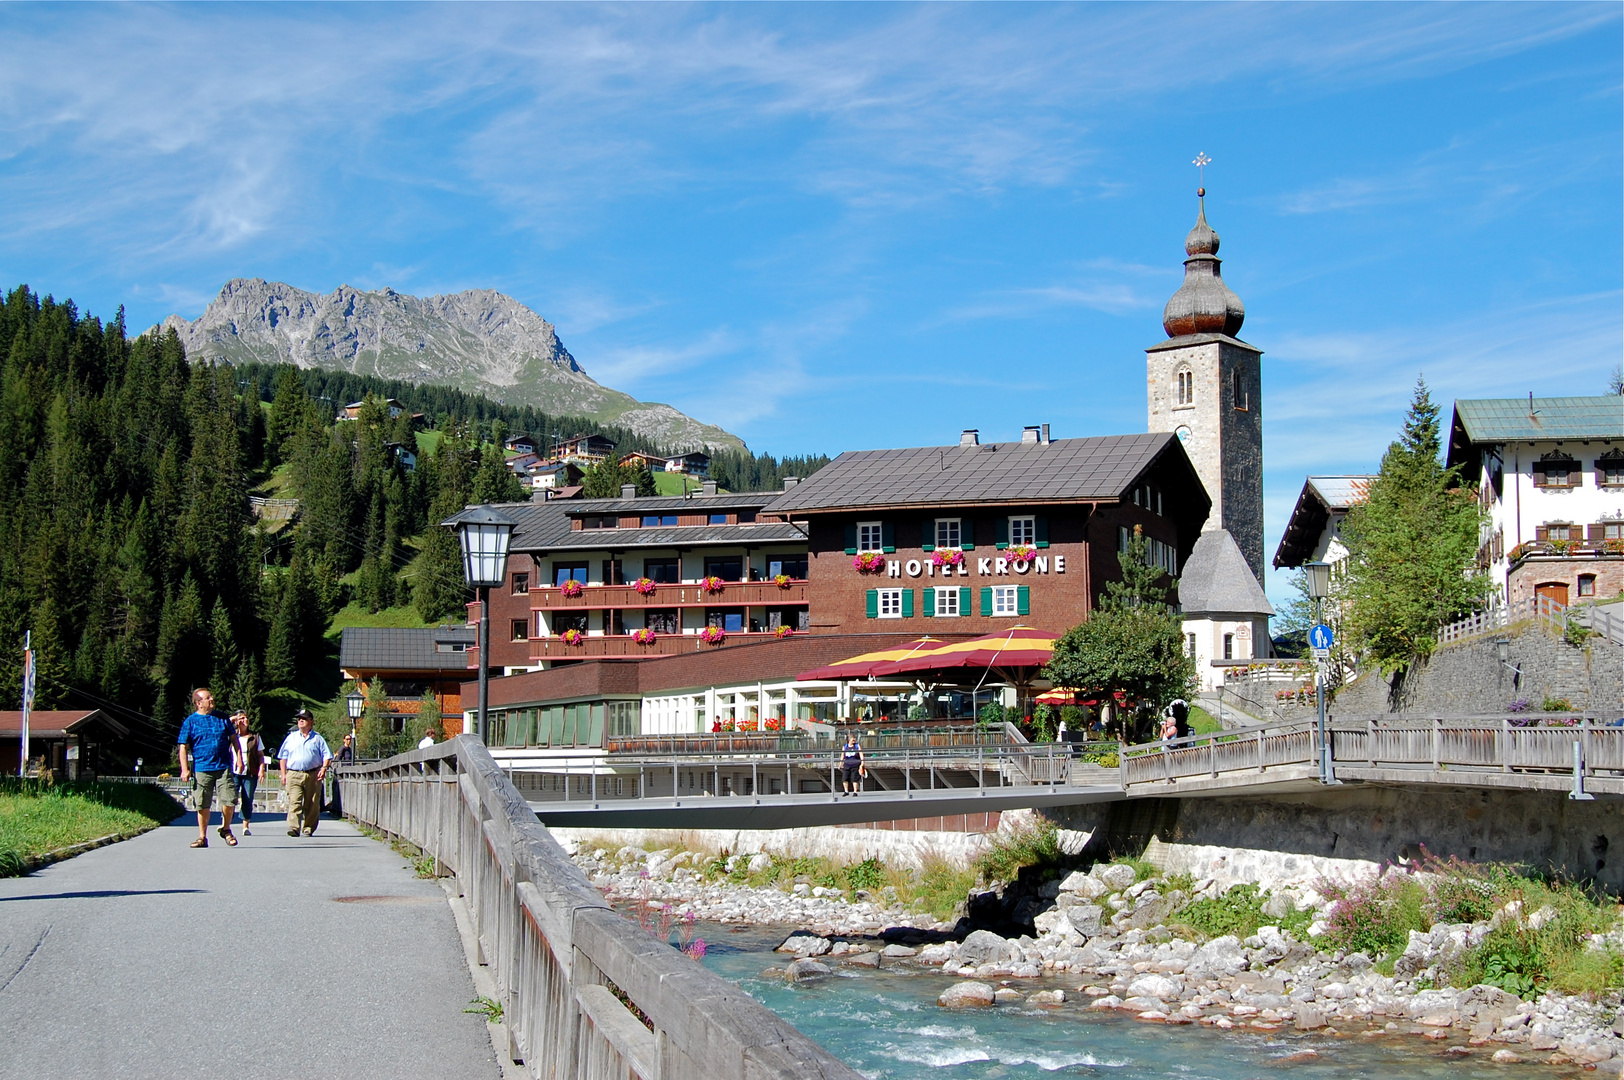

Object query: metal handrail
[337,739,860,1080]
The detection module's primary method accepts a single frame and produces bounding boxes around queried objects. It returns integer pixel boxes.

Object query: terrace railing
[338,738,861,1080]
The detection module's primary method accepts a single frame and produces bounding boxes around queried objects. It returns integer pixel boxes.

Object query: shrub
[906,703,930,722]
[1541,694,1574,712]
[978,702,1006,729]
[1319,873,1431,957]
[1059,705,1086,729]
[1173,883,1310,941]
[974,818,1060,883]
[845,857,884,892]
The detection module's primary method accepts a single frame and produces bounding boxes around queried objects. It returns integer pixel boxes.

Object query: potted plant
[559,628,584,645]
[699,625,727,645]
[632,628,658,645]
[633,577,658,596]
[560,579,584,598]
[773,573,792,588]
[852,552,887,573]
[700,575,726,594]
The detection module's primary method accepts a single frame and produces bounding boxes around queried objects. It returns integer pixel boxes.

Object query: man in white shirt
[417,730,436,751]
[277,709,333,838]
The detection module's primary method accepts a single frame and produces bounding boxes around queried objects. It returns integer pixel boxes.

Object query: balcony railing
[529,629,809,660]
[533,580,809,610]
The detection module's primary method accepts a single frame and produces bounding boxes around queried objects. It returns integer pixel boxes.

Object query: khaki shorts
[193,770,238,811]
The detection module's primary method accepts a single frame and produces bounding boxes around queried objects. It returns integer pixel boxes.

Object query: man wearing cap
[277,709,333,837]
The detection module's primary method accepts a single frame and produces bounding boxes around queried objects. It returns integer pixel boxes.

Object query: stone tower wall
[1146,338,1265,580]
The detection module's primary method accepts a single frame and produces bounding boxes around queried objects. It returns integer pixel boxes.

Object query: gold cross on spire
[1192,152,1211,196]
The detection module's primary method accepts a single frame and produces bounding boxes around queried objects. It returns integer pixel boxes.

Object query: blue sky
[1,3,1619,603]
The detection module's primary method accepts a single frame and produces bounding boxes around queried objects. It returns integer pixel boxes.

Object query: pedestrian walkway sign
[1309,623,1333,660]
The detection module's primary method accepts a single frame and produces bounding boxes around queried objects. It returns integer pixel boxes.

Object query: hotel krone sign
[885,555,1066,578]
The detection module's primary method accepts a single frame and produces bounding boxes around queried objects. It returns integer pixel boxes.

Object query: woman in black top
[840,734,864,796]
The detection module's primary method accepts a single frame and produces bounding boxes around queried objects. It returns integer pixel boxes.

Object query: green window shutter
[921,521,934,552]
[865,589,879,619]
[844,523,858,555]
[881,521,895,553]
[922,588,935,617]
[1034,516,1049,548]
[959,586,971,614]
[901,588,915,617]
[995,517,1009,549]
[961,519,974,551]
[1017,586,1030,616]
[980,586,993,617]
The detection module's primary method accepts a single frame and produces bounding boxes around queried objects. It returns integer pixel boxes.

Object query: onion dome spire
[1162,187,1245,338]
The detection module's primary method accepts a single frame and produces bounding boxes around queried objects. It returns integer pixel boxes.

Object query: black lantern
[444,506,518,742]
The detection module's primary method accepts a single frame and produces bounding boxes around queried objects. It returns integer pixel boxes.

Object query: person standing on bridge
[277,709,332,837]
[177,688,243,849]
[840,733,864,796]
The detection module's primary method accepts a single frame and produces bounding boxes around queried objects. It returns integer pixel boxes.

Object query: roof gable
[1180,530,1273,616]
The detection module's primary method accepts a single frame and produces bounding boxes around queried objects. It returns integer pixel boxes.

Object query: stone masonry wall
[1332,622,1623,716]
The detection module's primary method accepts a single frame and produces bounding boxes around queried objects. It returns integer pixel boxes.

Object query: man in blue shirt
[277,709,333,837]
[177,688,244,848]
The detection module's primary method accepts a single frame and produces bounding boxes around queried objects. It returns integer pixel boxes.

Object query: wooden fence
[339,738,861,1080]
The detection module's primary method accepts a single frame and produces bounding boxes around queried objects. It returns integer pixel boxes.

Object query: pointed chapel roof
[1179,529,1273,617]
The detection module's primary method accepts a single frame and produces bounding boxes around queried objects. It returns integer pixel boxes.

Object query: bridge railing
[1329,715,1616,774]
[1120,719,1319,786]
[338,737,860,1080]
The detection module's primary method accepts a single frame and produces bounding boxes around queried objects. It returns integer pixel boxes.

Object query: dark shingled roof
[762,433,1188,514]
[1179,530,1273,617]
[530,522,806,552]
[561,493,781,515]
[339,627,476,673]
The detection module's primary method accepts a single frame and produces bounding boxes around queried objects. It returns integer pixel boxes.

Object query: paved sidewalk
[0,808,500,1080]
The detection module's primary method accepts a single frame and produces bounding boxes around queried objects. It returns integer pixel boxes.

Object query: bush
[1319,873,1431,957]
[906,703,930,722]
[1059,705,1086,729]
[1174,883,1310,941]
[978,702,1006,728]
[1541,694,1574,712]
[845,857,884,892]
[974,818,1060,884]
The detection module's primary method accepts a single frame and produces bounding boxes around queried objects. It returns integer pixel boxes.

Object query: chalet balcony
[1508,540,1624,567]
[528,628,811,661]
[532,579,810,610]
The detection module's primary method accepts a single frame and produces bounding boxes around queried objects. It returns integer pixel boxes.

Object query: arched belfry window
[1175,368,1194,406]
[1232,365,1248,411]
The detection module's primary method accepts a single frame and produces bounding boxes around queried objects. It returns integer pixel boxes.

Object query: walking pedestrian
[277,709,332,837]
[233,714,265,836]
[177,688,242,849]
[326,734,354,817]
[839,733,864,796]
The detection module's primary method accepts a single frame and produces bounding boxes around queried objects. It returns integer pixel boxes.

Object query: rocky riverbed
[569,842,1624,1070]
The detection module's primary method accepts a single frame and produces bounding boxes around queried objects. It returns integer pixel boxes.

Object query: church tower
[1147,190,1265,582]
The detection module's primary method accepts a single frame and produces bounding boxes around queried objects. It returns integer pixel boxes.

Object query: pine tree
[414,492,469,623]
[208,598,238,694]
[413,689,443,743]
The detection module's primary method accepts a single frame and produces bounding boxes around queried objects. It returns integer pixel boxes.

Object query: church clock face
[1175,425,1192,444]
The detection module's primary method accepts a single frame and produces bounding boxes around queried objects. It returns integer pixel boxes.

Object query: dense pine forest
[0,286,827,760]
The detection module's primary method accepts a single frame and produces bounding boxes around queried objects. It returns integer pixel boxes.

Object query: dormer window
[1175,368,1194,406]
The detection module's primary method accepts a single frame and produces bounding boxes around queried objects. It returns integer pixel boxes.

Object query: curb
[9,825,155,876]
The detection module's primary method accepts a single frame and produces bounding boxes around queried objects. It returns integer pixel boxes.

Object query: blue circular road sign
[1309,624,1335,651]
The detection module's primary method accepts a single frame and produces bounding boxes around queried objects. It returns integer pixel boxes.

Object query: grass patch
[0,779,183,875]
[654,471,703,496]
[1173,883,1313,941]
[325,600,436,637]
[975,818,1062,884]
[1187,706,1222,734]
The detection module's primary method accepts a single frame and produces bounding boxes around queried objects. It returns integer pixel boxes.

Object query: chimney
[960,429,980,447]
[1041,423,1051,445]
[782,476,799,490]
[702,479,718,497]
[1022,426,1041,444]
[620,483,638,500]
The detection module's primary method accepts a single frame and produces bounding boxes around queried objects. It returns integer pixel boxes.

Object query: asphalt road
[0,806,501,1080]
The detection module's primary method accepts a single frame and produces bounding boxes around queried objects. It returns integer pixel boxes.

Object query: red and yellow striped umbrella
[884,626,1057,676]
[796,638,948,681]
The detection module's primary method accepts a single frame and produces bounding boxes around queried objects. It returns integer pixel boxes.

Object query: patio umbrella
[796,637,947,681]
[882,626,1058,717]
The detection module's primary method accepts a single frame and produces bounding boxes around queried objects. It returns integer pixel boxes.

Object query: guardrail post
[1500,719,1510,773]
[1571,738,1595,801]
[1256,728,1264,772]
[1431,719,1440,771]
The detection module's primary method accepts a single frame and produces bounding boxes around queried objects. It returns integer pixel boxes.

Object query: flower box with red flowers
[931,549,964,568]
[852,552,887,573]
[699,625,726,645]
[633,577,658,596]
[632,628,658,645]
[773,573,792,588]
[773,625,795,639]
[700,576,726,594]
[1007,544,1037,562]
[560,579,585,598]
[559,628,585,645]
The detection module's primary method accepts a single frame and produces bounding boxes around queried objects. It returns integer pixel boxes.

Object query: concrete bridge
[493,712,1624,828]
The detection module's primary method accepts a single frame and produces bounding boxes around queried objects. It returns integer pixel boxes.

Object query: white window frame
[1009,516,1035,548]
[934,586,960,617]
[990,585,1020,617]
[858,521,884,553]
[877,588,904,619]
[935,518,962,550]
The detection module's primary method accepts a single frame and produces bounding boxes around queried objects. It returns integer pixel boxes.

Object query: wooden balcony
[531,580,810,610]
[529,630,809,661]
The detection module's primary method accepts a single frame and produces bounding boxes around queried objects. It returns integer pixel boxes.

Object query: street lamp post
[1303,561,1332,784]
[446,506,516,743]
[346,687,365,759]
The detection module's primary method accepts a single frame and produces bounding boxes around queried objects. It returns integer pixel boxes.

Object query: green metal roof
[1454,396,1624,443]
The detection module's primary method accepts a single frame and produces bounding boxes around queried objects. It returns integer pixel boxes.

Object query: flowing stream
[697,926,1578,1080]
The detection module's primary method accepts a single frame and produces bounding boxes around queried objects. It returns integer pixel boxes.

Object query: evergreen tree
[1043,527,1195,742]
[413,689,443,743]
[1340,377,1487,673]
[208,598,237,695]
[414,496,469,623]
[580,458,655,498]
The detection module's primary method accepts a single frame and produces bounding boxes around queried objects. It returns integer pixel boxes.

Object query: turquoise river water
[697,926,1585,1080]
